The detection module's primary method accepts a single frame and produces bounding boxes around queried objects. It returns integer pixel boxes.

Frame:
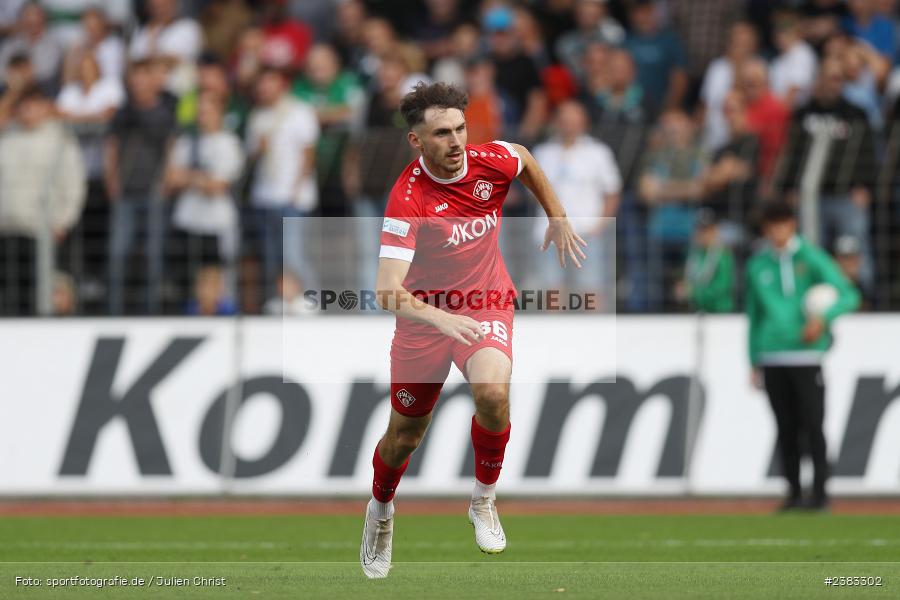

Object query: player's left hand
[801,317,825,343]
[542,216,588,268]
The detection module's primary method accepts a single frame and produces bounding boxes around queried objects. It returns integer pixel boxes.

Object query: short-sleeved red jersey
[379,141,522,326]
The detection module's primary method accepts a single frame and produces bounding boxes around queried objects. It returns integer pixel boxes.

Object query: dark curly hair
[400,81,469,129]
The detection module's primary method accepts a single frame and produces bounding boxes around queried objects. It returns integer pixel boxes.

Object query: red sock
[471,416,511,485]
[372,443,409,503]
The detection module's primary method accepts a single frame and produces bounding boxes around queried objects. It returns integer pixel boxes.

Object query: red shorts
[390,308,514,417]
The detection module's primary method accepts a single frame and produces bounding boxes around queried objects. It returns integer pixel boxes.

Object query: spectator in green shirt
[292,43,365,216]
[682,210,735,313]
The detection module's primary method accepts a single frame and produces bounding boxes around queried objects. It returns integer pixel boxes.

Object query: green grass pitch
[0,511,898,599]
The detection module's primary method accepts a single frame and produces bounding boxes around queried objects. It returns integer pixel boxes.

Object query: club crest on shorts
[396,388,416,407]
[473,180,494,201]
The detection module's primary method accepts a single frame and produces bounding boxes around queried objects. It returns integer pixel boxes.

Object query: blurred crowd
[0,0,899,316]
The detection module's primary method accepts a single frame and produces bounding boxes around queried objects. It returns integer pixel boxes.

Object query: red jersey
[379,141,522,327]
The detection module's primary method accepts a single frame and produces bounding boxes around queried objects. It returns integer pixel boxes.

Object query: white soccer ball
[804,283,838,317]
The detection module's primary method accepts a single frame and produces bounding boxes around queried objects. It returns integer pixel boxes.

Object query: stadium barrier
[1,315,898,496]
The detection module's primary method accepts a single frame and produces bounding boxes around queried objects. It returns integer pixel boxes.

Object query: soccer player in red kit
[360,82,586,578]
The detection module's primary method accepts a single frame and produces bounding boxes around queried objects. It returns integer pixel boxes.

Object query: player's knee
[474,385,509,424]
[388,427,427,457]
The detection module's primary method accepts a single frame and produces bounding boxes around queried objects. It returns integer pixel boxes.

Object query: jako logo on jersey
[396,389,416,407]
[473,180,494,201]
[443,211,498,247]
[434,202,448,213]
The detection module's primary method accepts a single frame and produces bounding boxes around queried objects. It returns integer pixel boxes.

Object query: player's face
[410,107,467,178]
[763,219,796,249]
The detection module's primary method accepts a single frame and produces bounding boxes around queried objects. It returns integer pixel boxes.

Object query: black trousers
[0,235,36,316]
[762,365,828,499]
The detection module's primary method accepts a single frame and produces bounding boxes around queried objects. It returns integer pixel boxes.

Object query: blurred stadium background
[1,0,900,597]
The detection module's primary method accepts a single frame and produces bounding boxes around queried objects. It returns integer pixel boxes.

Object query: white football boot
[468,495,507,554]
[359,499,394,579]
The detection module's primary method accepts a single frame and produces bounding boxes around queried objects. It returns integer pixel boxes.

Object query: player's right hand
[434,312,485,346]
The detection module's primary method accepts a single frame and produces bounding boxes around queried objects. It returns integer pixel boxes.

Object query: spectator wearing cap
[245,67,320,298]
[105,58,177,315]
[769,9,818,108]
[530,100,621,306]
[0,87,85,315]
[484,5,547,140]
[555,0,625,80]
[0,3,62,93]
[623,0,688,118]
[698,21,759,152]
[680,209,735,313]
[129,0,202,95]
[775,57,877,290]
[833,234,871,309]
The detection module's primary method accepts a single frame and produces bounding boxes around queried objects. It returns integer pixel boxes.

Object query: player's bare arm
[511,143,588,268]
[375,257,485,346]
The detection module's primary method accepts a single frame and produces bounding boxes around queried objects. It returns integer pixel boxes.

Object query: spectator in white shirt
[770,10,818,108]
[56,52,124,298]
[129,0,202,95]
[164,90,244,305]
[246,66,320,297]
[531,100,621,307]
[64,7,126,82]
[57,53,124,177]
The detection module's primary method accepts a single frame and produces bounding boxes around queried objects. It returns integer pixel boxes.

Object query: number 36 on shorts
[479,320,509,344]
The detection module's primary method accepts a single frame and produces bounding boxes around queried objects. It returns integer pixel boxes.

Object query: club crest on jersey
[443,210,498,247]
[473,180,494,201]
[396,388,416,407]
